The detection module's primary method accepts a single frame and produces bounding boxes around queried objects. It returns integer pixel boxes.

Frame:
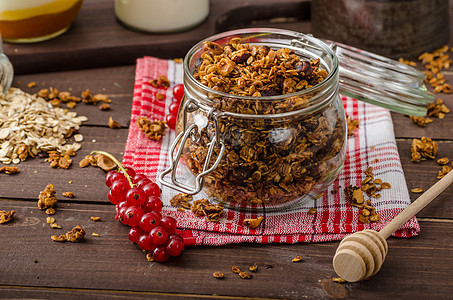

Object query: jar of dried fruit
[160,28,347,211]
[159,28,432,211]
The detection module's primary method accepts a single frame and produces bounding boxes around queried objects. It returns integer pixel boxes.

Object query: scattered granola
[249,264,258,272]
[0,88,86,165]
[47,150,74,169]
[27,81,37,88]
[51,225,86,243]
[181,38,345,206]
[437,157,449,165]
[0,210,15,224]
[62,191,75,198]
[79,153,117,171]
[346,115,359,136]
[243,216,264,229]
[169,193,193,210]
[99,103,110,111]
[344,183,380,224]
[156,92,165,100]
[410,137,438,162]
[38,184,58,211]
[46,217,56,224]
[146,253,155,262]
[308,208,317,214]
[91,216,101,221]
[92,232,100,237]
[108,116,121,129]
[46,208,56,215]
[427,99,450,118]
[292,256,303,262]
[437,165,452,179]
[213,271,224,279]
[332,277,346,284]
[239,272,253,279]
[137,117,167,141]
[81,89,111,105]
[410,188,424,193]
[231,266,241,274]
[0,166,20,174]
[50,223,62,229]
[191,199,224,222]
[409,115,433,127]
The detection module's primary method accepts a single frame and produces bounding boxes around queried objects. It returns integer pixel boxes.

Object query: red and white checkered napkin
[123,56,420,246]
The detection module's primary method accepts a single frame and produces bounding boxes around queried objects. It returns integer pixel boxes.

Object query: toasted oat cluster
[411,137,438,162]
[0,210,15,224]
[51,225,86,243]
[346,115,359,136]
[38,184,58,214]
[136,117,167,141]
[191,199,224,222]
[0,166,19,174]
[181,38,345,206]
[79,153,117,171]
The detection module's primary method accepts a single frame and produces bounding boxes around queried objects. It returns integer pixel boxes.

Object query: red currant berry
[168,233,184,242]
[128,226,144,244]
[150,226,168,245]
[108,189,121,205]
[136,178,152,189]
[142,182,161,197]
[166,238,184,256]
[172,83,184,103]
[138,234,156,252]
[120,167,136,179]
[105,170,118,187]
[140,211,161,233]
[117,204,129,225]
[153,245,170,262]
[124,206,144,227]
[168,102,179,115]
[142,195,163,213]
[132,173,148,184]
[160,216,177,234]
[126,187,147,207]
[165,113,177,130]
[110,180,131,203]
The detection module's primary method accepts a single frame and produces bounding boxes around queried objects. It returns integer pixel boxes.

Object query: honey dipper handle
[379,169,453,239]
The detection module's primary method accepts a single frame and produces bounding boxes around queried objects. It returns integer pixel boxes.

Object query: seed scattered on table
[92,232,100,237]
[213,271,224,279]
[91,216,101,221]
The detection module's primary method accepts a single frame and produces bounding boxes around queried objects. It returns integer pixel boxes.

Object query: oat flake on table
[0,87,88,164]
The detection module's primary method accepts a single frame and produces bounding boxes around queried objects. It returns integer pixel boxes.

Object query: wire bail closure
[158,97,226,195]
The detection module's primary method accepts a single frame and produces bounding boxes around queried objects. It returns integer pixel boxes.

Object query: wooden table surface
[1,1,453,299]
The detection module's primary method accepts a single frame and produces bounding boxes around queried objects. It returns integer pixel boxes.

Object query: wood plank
[0,200,452,299]
[3,0,311,75]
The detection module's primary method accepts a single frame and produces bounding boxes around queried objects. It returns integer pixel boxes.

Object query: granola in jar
[161,29,347,209]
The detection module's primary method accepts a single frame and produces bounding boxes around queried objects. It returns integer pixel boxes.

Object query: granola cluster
[411,137,438,162]
[137,117,167,141]
[181,38,345,206]
[38,184,58,215]
[38,87,112,109]
[170,193,224,222]
[79,153,117,171]
[0,210,15,224]
[51,225,86,243]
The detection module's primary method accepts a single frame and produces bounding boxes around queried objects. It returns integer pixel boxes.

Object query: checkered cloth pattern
[123,56,420,246]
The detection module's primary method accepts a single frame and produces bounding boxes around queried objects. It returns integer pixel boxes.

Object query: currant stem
[91,150,134,187]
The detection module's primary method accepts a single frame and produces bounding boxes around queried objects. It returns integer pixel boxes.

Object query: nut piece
[0,166,20,175]
[191,199,223,222]
[346,115,359,136]
[91,216,101,221]
[243,216,264,229]
[308,208,317,214]
[231,266,241,274]
[239,272,252,279]
[249,264,258,272]
[0,210,15,224]
[437,157,449,165]
[146,253,155,262]
[332,277,346,284]
[213,271,224,279]
[411,137,438,162]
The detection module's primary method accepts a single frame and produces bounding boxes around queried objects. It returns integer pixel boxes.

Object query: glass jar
[114,0,209,33]
[160,29,347,211]
[311,0,449,59]
[0,0,83,43]
[159,28,434,211]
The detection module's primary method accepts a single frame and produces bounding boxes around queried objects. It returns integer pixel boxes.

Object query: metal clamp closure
[158,98,226,195]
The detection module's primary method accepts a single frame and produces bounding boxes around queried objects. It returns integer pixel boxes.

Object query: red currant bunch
[100,152,184,263]
[165,83,184,130]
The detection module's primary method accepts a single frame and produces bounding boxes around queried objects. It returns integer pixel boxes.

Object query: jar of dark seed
[159,28,347,211]
[311,0,450,59]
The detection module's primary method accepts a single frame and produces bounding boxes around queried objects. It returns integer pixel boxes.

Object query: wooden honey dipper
[333,169,453,282]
